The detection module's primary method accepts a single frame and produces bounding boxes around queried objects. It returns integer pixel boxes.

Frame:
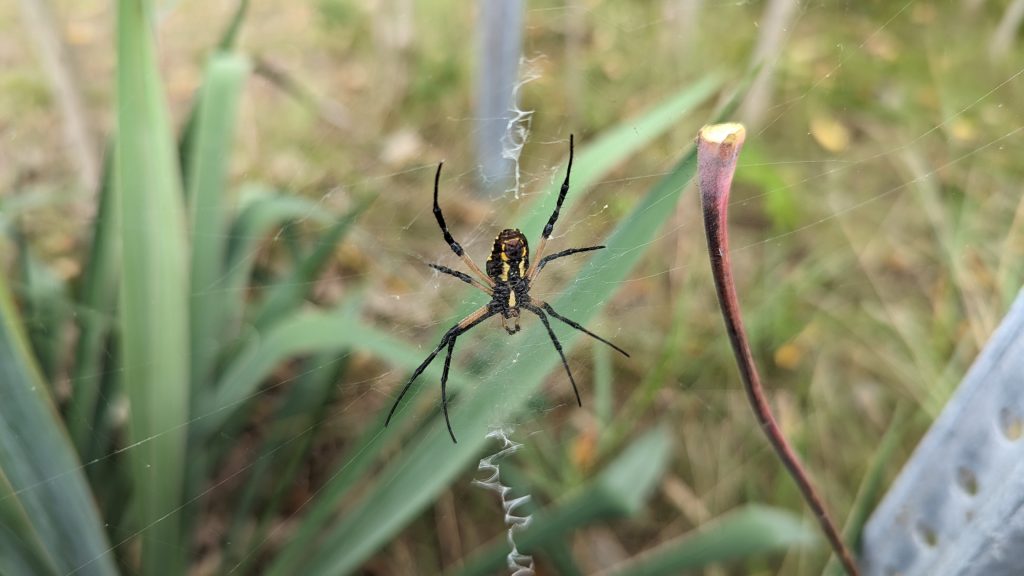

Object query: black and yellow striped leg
[427,263,493,295]
[440,338,458,442]
[385,305,495,440]
[530,245,605,280]
[523,303,582,407]
[432,162,494,287]
[535,300,629,358]
[526,134,575,278]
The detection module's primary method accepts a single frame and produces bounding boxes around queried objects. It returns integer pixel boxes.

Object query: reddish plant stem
[696,123,860,576]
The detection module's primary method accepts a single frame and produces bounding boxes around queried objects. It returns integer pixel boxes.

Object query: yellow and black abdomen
[486,228,530,283]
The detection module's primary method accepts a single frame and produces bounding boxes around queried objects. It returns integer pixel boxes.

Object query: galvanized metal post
[476,0,524,196]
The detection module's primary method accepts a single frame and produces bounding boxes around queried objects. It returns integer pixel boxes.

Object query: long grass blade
[0,469,60,576]
[187,53,250,395]
[0,274,117,576]
[602,506,816,576]
[15,234,70,383]
[68,150,119,458]
[116,0,191,572]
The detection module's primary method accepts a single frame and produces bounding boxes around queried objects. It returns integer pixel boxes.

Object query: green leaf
[177,0,251,178]
[186,52,250,395]
[15,233,71,383]
[115,0,191,572]
[0,469,60,576]
[68,150,120,459]
[0,276,118,576]
[603,506,816,576]
[270,85,718,576]
[217,0,250,51]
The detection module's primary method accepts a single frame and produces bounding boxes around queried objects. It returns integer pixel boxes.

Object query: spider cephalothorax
[385,135,629,442]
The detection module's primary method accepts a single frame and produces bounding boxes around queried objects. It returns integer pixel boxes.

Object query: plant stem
[696,123,860,576]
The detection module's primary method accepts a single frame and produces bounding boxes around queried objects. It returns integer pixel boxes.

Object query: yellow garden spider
[385,135,629,443]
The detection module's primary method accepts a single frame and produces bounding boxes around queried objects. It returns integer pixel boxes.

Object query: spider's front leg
[526,134,575,278]
[529,245,605,281]
[432,163,494,288]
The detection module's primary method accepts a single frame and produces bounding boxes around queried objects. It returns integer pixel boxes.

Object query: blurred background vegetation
[1,0,1023,575]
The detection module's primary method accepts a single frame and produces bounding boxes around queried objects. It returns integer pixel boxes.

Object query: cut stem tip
[696,121,860,576]
[698,122,747,146]
[697,123,747,209]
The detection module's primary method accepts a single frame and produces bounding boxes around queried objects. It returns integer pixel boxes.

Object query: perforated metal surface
[862,291,1024,576]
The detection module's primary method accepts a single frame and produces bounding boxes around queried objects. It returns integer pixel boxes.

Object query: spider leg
[427,263,493,295]
[432,162,494,287]
[440,338,458,442]
[526,134,575,278]
[530,245,605,281]
[535,300,629,358]
[384,305,494,440]
[523,304,581,407]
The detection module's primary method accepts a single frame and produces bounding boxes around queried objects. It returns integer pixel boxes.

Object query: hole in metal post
[999,407,1023,441]
[956,466,979,495]
[916,522,938,548]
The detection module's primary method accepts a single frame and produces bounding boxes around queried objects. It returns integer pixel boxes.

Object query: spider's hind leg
[523,303,581,407]
[384,304,495,443]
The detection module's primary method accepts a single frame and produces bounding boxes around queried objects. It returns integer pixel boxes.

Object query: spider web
[4,0,1024,574]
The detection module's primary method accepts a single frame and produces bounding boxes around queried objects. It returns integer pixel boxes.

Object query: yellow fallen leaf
[774,343,804,370]
[950,118,978,143]
[810,115,851,153]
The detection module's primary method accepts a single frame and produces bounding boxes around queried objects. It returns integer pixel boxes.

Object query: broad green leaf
[603,506,816,576]
[455,428,672,576]
[0,469,59,576]
[187,53,250,395]
[177,0,252,178]
[270,97,713,576]
[0,276,117,576]
[116,0,191,572]
[15,235,71,383]
[68,150,120,459]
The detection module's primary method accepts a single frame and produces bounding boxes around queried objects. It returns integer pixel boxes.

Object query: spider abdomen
[486,228,530,282]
